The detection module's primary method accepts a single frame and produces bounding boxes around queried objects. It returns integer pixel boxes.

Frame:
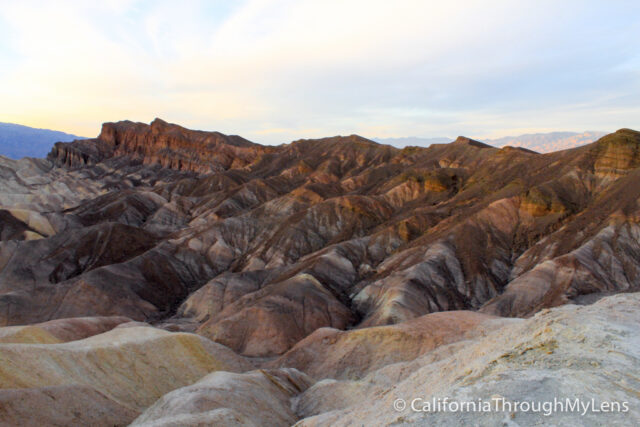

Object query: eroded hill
[0,120,639,357]
[1,119,640,426]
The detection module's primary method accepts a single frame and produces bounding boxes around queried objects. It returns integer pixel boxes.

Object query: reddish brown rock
[49,118,274,173]
[3,121,640,347]
[197,274,355,357]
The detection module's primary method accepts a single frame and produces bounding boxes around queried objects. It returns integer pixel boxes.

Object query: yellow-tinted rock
[0,326,251,420]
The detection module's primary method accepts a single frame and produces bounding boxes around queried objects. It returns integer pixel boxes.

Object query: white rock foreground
[0,294,638,426]
[295,293,640,426]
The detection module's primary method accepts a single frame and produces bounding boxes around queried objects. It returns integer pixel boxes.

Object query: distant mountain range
[0,122,607,160]
[371,136,453,147]
[0,122,84,159]
[482,131,608,152]
[374,131,607,152]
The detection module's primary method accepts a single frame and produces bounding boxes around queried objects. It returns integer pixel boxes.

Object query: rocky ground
[0,119,639,425]
[0,293,637,426]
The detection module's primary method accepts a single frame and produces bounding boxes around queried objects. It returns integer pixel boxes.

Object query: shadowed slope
[0,121,638,353]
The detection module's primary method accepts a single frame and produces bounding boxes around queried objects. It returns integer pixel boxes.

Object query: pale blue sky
[0,0,638,143]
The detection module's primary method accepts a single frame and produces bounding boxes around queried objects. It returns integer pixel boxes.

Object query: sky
[0,0,638,144]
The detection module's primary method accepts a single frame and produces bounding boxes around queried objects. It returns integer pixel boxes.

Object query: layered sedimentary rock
[295,293,640,426]
[0,316,131,343]
[49,118,273,173]
[270,310,505,380]
[1,121,640,424]
[0,385,138,427]
[1,293,638,426]
[131,368,313,427]
[2,121,640,344]
[196,274,355,357]
[0,325,251,425]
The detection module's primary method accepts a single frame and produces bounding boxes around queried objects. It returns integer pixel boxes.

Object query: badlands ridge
[0,119,639,425]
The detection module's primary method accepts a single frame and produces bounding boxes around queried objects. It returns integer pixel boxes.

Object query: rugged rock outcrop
[0,325,251,425]
[49,118,273,173]
[1,121,640,424]
[2,293,638,426]
[295,293,640,426]
[131,368,313,427]
[3,121,640,339]
[196,274,355,357]
[270,310,505,380]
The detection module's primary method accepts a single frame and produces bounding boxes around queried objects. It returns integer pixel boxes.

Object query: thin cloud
[0,0,637,142]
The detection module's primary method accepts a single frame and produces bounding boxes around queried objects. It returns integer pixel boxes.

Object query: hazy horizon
[0,119,607,149]
[1,1,638,144]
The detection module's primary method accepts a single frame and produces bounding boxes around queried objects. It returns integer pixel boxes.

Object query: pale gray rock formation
[270,311,504,380]
[0,325,251,425]
[131,368,313,427]
[294,293,640,426]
